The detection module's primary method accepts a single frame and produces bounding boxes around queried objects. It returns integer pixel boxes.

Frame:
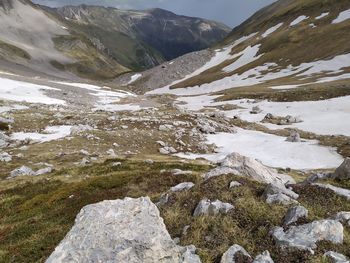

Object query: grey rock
[145,159,154,164]
[253,251,274,263]
[203,153,295,189]
[263,184,299,200]
[193,198,234,217]
[286,131,301,143]
[46,197,201,263]
[333,158,350,180]
[283,206,308,226]
[266,193,298,205]
[323,251,349,263]
[301,172,332,185]
[229,181,242,189]
[271,220,343,253]
[332,212,350,226]
[170,182,195,192]
[0,152,12,162]
[171,169,193,176]
[8,165,35,179]
[159,124,174,131]
[0,131,10,148]
[35,167,53,176]
[220,244,252,263]
[314,183,350,200]
[250,106,262,114]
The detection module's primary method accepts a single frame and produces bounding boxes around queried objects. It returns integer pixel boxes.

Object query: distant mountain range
[0,0,230,79]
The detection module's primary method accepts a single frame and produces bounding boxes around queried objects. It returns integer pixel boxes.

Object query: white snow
[262,23,283,38]
[177,95,350,136]
[0,104,28,114]
[332,9,350,24]
[127,73,142,85]
[290,16,309,26]
[11,125,72,143]
[0,77,65,105]
[315,12,329,20]
[223,45,262,72]
[177,129,343,170]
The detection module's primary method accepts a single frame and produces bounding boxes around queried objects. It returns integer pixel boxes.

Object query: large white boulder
[203,153,295,189]
[220,244,252,263]
[193,198,234,217]
[46,197,201,263]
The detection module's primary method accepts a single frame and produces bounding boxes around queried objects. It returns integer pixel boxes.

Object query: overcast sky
[32,0,276,27]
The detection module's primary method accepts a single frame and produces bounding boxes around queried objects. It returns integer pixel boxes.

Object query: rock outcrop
[333,158,350,180]
[203,153,295,189]
[271,220,343,253]
[46,197,201,263]
[283,206,308,226]
[220,244,252,263]
[323,251,349,263]
[193,198,234,217]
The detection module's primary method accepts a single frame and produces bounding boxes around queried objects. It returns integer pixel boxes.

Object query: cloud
[31,0,276,27]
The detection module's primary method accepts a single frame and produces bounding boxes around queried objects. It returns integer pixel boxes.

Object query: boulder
[0,116,13,130]
[283,206,308,226]
[8,165,35,179]
[250,106,262,114]
[253,251,274,263]
[0,131,10,148]
[286,131,301,143]
[171,169,193,176]
[323,251,349,263]
[220,244,252,263]
[35,167,53,176]
[332,212,350,226]
[229,181,242,189]
[0,152,12,162]
[170,182,195,192]
[263,184,299,200]
[333,158,350,180]
[46,197,201,263]
[203,153,295,190]
[265,193,298,205]
[193,198,234,217]
[271,220,343,253]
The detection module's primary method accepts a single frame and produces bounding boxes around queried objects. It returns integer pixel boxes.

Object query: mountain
[0,0,230,80]
[127,0,350,96]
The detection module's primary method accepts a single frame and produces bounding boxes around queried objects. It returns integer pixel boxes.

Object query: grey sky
[32,0,276,27]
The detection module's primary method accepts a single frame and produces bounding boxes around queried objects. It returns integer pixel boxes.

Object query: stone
[171,169,193,176]
[229,181,242,189]
[286,131,301,143]
[193,198,234,217]
[263,184,299,200]
[333,158,350,180]
[283,206,308,226]
[170,182,195,192]
[159,124,174,131]
[220,244,252,263]
[9,165,35,179]
[145,159,154,164]
[266,193,298,205]
[271,220,343,253]
[0,152,12,162]
[35,167,53,176]
[70,124,93,135]
[253,251,274,263]
[106,148,116,157]
[250,106,262,114]
[46,197,201,263]
[323,251,349,263]
[314,183,350,200]
[203,153,295,189]
[332,212,350,226]
[0,131,10,148]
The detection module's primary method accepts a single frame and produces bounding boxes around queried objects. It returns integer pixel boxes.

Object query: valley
[1,0,350,262]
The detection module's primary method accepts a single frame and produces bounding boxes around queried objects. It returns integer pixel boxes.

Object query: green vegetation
[1,158,350,263]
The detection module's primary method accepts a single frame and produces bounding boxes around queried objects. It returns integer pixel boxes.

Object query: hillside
[0,0,230,80]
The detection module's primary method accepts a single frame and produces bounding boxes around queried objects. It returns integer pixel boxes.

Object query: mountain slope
[134,0,350,96]
[48,5,230,69]
[0,0,230,79]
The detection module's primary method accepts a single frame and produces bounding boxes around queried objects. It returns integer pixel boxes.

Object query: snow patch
[11,125,72,143]
[127,73,142,85]
[177,129,343,170]
[290,16,309,26]
[262,23,283,38]
[315,12,329,20]
[333,9,350,24]
[223,45,262,72]
[0,78,65,105]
